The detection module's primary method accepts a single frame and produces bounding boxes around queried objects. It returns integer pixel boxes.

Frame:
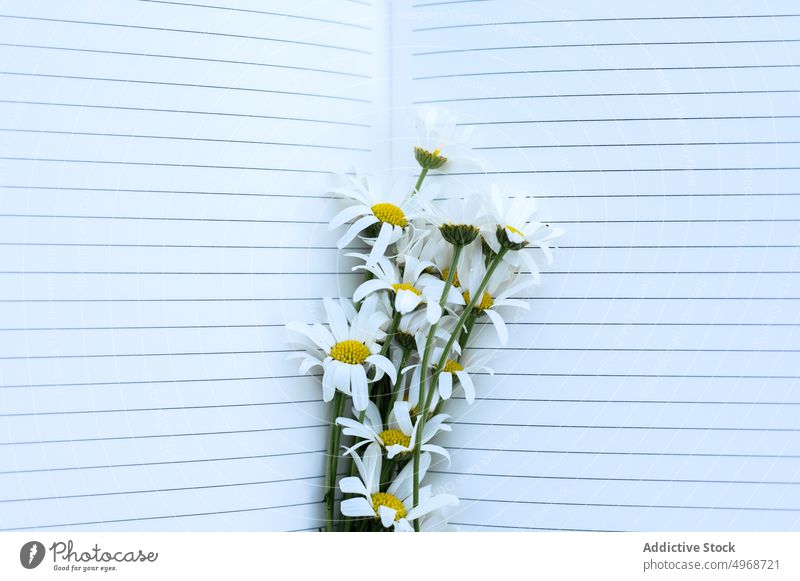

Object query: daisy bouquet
[287,108,561,532]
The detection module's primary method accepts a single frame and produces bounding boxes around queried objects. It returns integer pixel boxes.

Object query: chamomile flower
[351,254,464,323]
[482,184,563,277]
[286,296,397,411]
[337,400,451,461]
[458,242,533,345]
[422,194,486,247]
[413,107,479,171]
[329,173,426,265]
[339,442,458,531]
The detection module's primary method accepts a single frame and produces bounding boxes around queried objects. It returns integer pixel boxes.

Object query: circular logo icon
[20,541,45,569]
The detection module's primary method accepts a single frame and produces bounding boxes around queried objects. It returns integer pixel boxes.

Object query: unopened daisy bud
[496,224,529,251]
[414,146,447,170]
[439,223,480,246]
[395,331,416,351]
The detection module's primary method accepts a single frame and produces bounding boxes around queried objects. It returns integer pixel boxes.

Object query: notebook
[1,0,798,532]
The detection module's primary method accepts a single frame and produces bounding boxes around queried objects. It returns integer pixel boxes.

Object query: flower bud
[439,223,480,246]
[496,225,528,251]
[414,146,447,170]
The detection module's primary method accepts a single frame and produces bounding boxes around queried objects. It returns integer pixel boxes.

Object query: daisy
[329,173,426,265]
[286,296,397,411]
[337,400,451,461]
[413,107,480,171]
[457,242,533,345]
[351,253,464,324]
[339,442,458,531]
[482,184,563,277]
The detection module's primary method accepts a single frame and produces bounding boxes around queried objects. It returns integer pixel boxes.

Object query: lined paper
[395,0,800,531]
[0,0,384,531]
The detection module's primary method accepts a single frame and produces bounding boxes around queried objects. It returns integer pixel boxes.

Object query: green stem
[411,244,463,531]
[387,347,411,415]
[413,167,429,195]
[324,390,346,532]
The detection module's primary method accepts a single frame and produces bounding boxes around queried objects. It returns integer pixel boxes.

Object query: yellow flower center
[463,290,494,311]
[392,283,422,296]
[379,429,411,448]
[506,224,525,238]
[433,148,441,156]
[371,202,408,227]
[443,359,463,373]
[441,268,461,288]
[329,340,370,365]
[371,492,407,521]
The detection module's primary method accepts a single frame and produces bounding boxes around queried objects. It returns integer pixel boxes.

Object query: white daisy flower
[286,296,397,411]
[351,253,464,324]
[482,184,563,277]
[458,242,533,345]
[339,442,458,531]
[413,107,480,171]
[329,173,426,265]
[337,400,451,461]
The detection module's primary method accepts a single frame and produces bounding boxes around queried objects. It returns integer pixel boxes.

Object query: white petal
[405,493,459,521]
[333,360,351,392]
[392,401,414,436]
[340,497,376,518]
[366,354,397,384]
[362,442,382,493]
[438,371,453,400]
[425,300,442,324]
[353,279,392,304]
[338,214,379,249]
[378,505,397,528]
[455,370,475,404]
[421,444,451,464]
[388,452,431,500]
[329,204,370,231]
[395,290,423,314]
[350,364,369,411]
[367,222,395,265]
[321,365,335,402]
[484,308,509,345]
[339,476,368,496]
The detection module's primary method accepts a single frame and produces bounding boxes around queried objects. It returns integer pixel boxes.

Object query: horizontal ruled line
[0,43,370,78]
[462,397,800,406]
[0,158,332,174]
[414,38,800,56]
[133,0,372,30]
[432,470,800,485]
[475,141,800,150]
[434,166,800,175]
[417,89,800,104]
[415,13,800,31]
[454,447,800,459]
[449,522,616,532]
[0,349,294,361]
[452,422,800,432]
[1,501,321,531]
[0,99,371,127]
[0,449,326,475]
[462,498,800,512]
[415,63,800,80]
[0,424,327,446]
[0,475,327,504]
[0,71,371,103]
[0,14,371,54]
[0,374,320,390]
[0,128,370,151]
[461,115,800,126]
[0,399,321,418]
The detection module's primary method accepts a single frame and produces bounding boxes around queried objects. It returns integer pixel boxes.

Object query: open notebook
[1,0,798,532]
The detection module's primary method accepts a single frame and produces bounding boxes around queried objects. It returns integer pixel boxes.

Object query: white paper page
[393,0,800,531]
[0,0,388,531]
